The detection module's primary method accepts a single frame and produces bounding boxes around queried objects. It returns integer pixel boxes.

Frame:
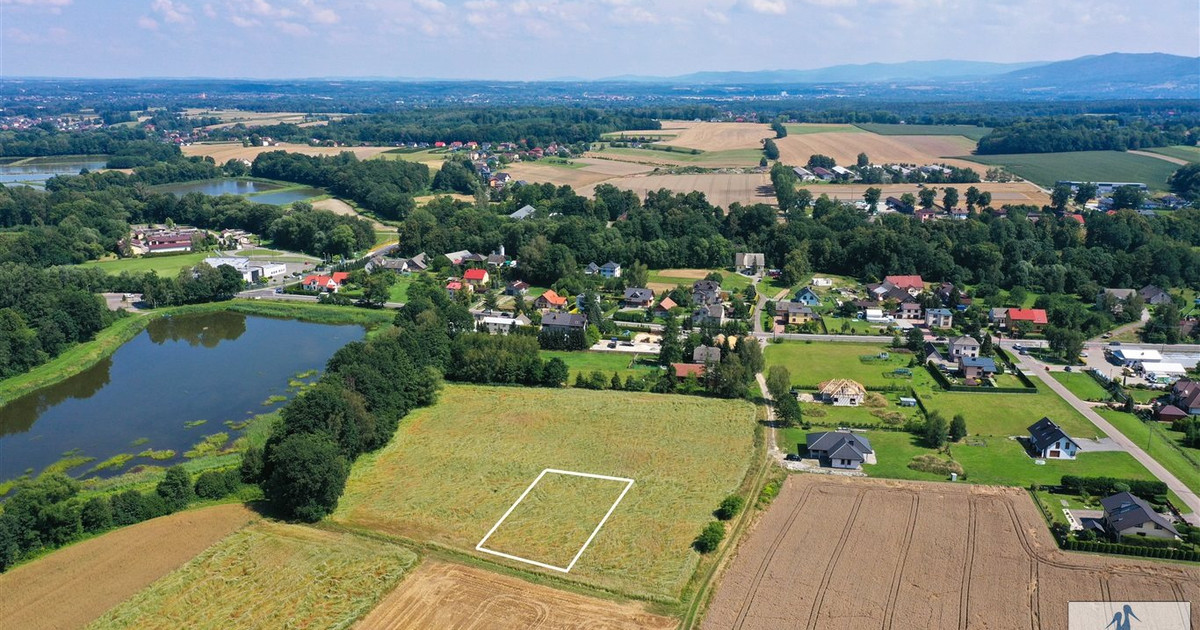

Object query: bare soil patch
[0,504,255,630]
[312,197,388,229]
[583,172,774,209]
[701,476,1199,630]
[776,132,978,169]
[355,560,676,630]
[182,142,393,163]
[663,122,773,152]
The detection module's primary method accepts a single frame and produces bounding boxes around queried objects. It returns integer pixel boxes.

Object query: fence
[925,361,1037,394]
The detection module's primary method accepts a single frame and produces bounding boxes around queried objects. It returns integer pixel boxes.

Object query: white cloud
[413,0,446,12]
[229,14,259,27]
[277,20,311,35]
[151,0,192,24]
[203,3,217,18]
[745,0,787,14]
[138,15,160,30]
[704,8,729,23]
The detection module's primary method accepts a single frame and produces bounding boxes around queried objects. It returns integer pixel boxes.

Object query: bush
[694,521,726,553]
[1061,475,1167,501]
[156,465,195,512]
[195,468,241,500]
[263,433,350,522]
[715,494,745,521]
[907,454,964,477]
[80,496,114,533]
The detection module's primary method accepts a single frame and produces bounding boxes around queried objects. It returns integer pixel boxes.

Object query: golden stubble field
[702,475,1199,630]
[776,132,979,169]
[182,141,395,163]
[332,384,758,600]
[799,182,1052,206]
[582,172,774,209]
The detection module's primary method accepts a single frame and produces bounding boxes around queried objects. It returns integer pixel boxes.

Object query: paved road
[1014,351,1200,525]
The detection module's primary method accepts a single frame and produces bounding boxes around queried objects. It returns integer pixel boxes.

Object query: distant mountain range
[605,53,1200,98]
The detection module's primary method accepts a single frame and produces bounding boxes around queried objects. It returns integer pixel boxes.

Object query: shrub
[907,454,964,477]
[863,393,887,408]
[694,521,725,553]
[156,465,195,511]
[716,494,745,521]
[262,433,350,522]
[195,468,241,500]
[80,496,114,533]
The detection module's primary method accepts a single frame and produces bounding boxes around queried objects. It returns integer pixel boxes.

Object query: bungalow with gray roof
[1098,492,1179,540]
[805,431,875,469]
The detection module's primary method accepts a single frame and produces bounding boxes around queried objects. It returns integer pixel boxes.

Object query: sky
[2,0,1197,80]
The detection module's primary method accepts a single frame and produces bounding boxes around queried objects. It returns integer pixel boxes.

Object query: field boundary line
[475,468,635,574]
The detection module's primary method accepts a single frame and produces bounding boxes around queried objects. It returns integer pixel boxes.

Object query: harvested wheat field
[702,475,1198,630]
[584,172,773,209]
[799,182,1051,206]
[182,141,393,163]
[313,197,389,229]
[356,560,676,630]
[661,121,772,152]
[776,132,979,169]
[88,521,416,630]
[505,159,652,188]
[0,504,255,630]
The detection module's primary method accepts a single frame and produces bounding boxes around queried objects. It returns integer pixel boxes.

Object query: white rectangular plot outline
[475,468,634,573]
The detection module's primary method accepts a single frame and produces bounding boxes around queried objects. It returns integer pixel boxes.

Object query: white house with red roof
[883,275,924,295]
[1006,308,1049,333]
[301,272,350,292]
[463,268,490,287]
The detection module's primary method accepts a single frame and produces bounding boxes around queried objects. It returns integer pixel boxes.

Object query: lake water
[0,156,110,187]
[152,179,324,206]
[0,311,365,482]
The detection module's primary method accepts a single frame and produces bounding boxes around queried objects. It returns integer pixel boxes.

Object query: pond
[0,311,365,483]
[0,156,110,188]
[152,179,324,205]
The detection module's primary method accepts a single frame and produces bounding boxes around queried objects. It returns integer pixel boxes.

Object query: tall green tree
[863,187,882,213]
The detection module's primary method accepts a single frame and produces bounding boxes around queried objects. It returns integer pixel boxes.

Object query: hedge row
[1064,538,1200,562]
[1061,475,1168,502]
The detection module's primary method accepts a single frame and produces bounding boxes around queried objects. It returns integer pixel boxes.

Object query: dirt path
[0,504,256,630]
[1129,150,1190,166]
[312,197,389,230]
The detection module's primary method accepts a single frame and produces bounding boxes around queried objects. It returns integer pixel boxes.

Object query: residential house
[817,379,866,407]
[445,280,470,298]
[533,289,568,311]
[463,268,490,288]
[692,303,727,327]
[959,356,997,382]
[583,262,601,276]
[792,287,821,306]
[734,253,766,273]
[1157,405,1189,422]
[1098,492,1179,540]
[1139,284,1172,306]
[1097,288,1137,314]
[914,207,937,222]
[811,277,833,287]
[1027,417,1079,460]
[504,280,530,296]
[805,431,875,469]
[477,313,531,335]
[623,287,655,308]
[486,251,511,267]
[885,196,914,214]
[778,301,815,325]
[540,312,587,334]
[898,301,923,320]
[925,308,954,328]
[693,280,723,306]
[444,249,473,265]
[1006,308,1048,333]
[1170,379,1200,415]
[143,230,200,253]
[599,261,622,278]
[373,252,429,274]
[989,307,1009,325]
[883,275,924,295]
[947,336,981,359]
[302,272,350,293]
[653,297,677,317]
[934,282,957,305]
[693,346,722,364]
[510,205,536,220]
[672,363,706,379]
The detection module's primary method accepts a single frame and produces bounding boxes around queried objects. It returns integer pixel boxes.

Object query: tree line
[975,116,1197,154]
[250,150,430,221]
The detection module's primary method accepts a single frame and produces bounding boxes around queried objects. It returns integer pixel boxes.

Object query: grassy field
[599,146,763,166]
[333,385,758,600]
[645,268,753,293]
[1094,407,1200,497]
[763,341,925,388]
[87,522,416,630]
[961,150,1179,191]
[1050,371,1112,402]
[540,351,662,381]
[1145,145,1200,163]
[855,123,992,141]
[783,124,865,135]
[81,252,210,276]
[920,388,1101,439]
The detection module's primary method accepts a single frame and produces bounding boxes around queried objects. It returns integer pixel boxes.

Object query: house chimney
[499,244,505,256]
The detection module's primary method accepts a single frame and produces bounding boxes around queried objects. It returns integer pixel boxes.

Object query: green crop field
[1145,145,1200,163]
[80,252,210,276]
[333,385,758,600]
[764,341,928,388]
[540,351,662,381]
[961,150,1178,191]
[1051,372,1112,402]
[783,124,865,135]
[88,522,416,630]
[600,146,763,167]
[854,123,992,141]
[1094,408,1200,497]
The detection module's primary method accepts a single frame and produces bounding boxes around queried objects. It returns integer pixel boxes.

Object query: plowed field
[776,132,978,169]
[702,476,1199,630]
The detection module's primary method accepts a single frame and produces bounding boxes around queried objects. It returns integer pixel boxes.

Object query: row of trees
[976,116,1195,154]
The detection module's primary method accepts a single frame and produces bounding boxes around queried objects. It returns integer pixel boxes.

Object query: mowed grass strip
[87,522,416,630]
[1050,371,1113,401]
[922,389,1103,439]
[541,350,660,381]
[764,341,926,388]
[1145,145,1200,163]
[333,385,757,599]
[80,252,210,276]
[855,123,992,141]
[960,150,1178,191]
[481,472,630,569]
[1094,407,1200,497]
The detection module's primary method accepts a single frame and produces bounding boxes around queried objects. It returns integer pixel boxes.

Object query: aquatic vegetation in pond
[185,433,230,459]
[90,453,136,473]
[184,419,208,428]
[262,395,287,406]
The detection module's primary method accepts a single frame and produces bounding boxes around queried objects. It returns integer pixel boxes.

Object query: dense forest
[250,151,430,220]
[975,116,1198,154]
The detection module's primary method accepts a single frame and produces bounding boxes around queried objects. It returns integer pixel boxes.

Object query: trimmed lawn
[541,350,663,382]
[387,276,415,303]
[920,389,1103,439]
[646,269,753,294]
[1094,408,1200,498]
[80,252,210,276]
[854,123,992,141]
[960,151,1178,191]
[764,341,926,389]
[820,315,882,335]
[1127,388,1166,404]
[332,385,758,600]
[1051,372,1112,402]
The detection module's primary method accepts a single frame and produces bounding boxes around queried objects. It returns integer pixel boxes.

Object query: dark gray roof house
[1100,492,1179,539]
[510,204,536,220]
[806,431,874,469]
[1138,284,1171,305]
[623,287,655,304]
[1027,417,1079,459]
[693,345,722,364]
[584,262,601,275]
[541,312,587,331]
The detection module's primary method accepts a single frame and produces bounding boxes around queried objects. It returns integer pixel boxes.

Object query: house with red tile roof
[1006,308,1048,333]
[533,289,567,310]
[463,268,490,286]
[301,272,350,292]
[883,275,924,292]
[672,363,705,379]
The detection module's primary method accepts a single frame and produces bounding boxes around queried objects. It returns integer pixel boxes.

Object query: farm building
[1027,417,1078,460]
[817,379,866,407]
[1110,348,1162,367]
[805,431,875,469]
[510,204,536,220]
